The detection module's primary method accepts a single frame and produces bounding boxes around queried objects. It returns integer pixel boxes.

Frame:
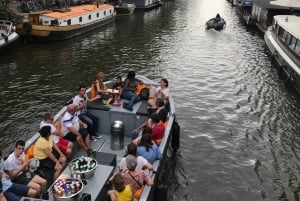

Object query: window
[289,36,297,50]
[89,15,91,20]
[67,19,71,25]
[295,40,300,55]
[285,32,291,45]
[97,13,99,17]
[104,11,106,16]
[79,17,82,22]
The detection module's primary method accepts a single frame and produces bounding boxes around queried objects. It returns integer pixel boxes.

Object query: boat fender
[23,22,32,33]
[1,33,8,42]
[171,119,180,153]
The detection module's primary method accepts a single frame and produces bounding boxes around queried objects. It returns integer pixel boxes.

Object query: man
[4,141,47,197]
[40,112,74,159]
[61,104,94,156]
[0,150,38,201]
[73,85,102,141]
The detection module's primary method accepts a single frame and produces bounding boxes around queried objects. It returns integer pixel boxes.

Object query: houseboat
[0,20,19,52]
[20,75,180,201]
[236,0,254,26]
[264,15,300,92]
[16,3,116,42]
[251,0,300,32]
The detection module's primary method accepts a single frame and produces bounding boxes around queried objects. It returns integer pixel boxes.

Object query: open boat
[205,17,226,31]
[15,3,116,42]
[264,15,300,93]
[20,75,180,201]
[0,20,19,52]
[114,2,136,15]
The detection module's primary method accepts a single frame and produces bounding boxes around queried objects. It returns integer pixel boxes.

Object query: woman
[34,126,66,182]
[107,173,133,201]
[95,72,113,107]
[121,155,153,200]
[148,78,169,108]
[136,133,162,164]
[118,143,152,171]
[122,71,142,111]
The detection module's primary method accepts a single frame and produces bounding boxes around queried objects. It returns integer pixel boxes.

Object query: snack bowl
[52,178,83,201]
[69,156,98,180]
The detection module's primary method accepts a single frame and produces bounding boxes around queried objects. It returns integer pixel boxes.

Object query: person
[215,13,221,23]
[107,173,133,201]
[154,98,168,123]
[137,133,162,164]
[147,113,165,145]
[61,104,94,157]
[95,72,113,108]
[118,143,152,172]
[0,150,38,201]
[122,71,142,111]
[34,126,67,182]
[73,85,102,141]
[40,112,73,158]
[121,155,153,200]
[112,75,123,106]
[148,78,169,108]
[4,140,47,196]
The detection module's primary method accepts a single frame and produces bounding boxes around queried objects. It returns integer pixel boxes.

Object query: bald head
[67,104,77,114]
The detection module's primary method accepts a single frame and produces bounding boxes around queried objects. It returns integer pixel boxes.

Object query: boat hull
[264,26,300,93]
[0,32,19,52]
[206,18,226,30]
[16,15,115,42]
[114,3,136,15]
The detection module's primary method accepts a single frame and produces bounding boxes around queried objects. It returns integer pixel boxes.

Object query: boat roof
[274,15,300,39]
[41,4,113,19]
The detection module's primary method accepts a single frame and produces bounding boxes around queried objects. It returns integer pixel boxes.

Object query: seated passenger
[118,143,152,172]
[61,104,94,157]
[0,150,39,200]
[148,78,169,108]
[136,133,162,164]
[73,85,102,141]
[34,126,66,181]
[4,140,47,197]
[149,113,165,145]
[112,75,123,106]
[40,112,73,158]
[107,173,133,201]
[95,72,113,108]
[122,71,142,111]
[121,155,153,200]
[215,13,221,23]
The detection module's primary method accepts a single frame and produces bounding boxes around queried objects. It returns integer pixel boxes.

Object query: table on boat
[49,164,114,201]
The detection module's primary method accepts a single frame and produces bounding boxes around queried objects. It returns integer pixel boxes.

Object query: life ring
[23,22,32,33]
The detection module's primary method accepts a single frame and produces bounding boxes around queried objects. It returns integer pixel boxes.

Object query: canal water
[1,0,300,200]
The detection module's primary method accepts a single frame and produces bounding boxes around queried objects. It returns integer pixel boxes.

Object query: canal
[1,0,300,200]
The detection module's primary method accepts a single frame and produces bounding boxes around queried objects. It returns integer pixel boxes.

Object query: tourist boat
[21,75,180,201]
[0,20,19,52]
[205,17,226,31]
[264,15,300,92]
[15,3,116,42]
[114,2,136,15]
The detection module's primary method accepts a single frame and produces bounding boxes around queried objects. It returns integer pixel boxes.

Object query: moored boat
[15,3,116,42]
[206,17,226,31]
[20,75,180,201]
[114,2,136,15]
[0,20,19,52]
[264,15,300,92]
[121,0,162,11]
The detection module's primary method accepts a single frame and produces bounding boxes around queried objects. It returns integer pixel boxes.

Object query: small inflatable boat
[205,18,226,31]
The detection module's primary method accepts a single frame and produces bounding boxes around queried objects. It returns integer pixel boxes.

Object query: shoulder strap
[128,171,142,188]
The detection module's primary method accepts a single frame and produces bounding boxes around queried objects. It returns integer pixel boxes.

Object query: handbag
[128,171,145,199]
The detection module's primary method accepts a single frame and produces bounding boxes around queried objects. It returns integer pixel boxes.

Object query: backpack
[139,87,150,100]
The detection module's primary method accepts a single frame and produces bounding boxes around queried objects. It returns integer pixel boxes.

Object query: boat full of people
[206,13,226,31]
[15,3,116,42]
[12,73,179,201]
[264,15,300,93]
[0,20,19,52]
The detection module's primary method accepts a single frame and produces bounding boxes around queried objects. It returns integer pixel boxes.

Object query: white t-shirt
[157,86,169,98]
[40,121,59,143]
[118,155,149,171]
[73,95,87,116]
[4,152,25,176]
[61,112,80,136]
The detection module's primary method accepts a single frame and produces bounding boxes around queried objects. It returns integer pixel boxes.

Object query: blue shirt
[0,159,13,192]
[137,144,162,164]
